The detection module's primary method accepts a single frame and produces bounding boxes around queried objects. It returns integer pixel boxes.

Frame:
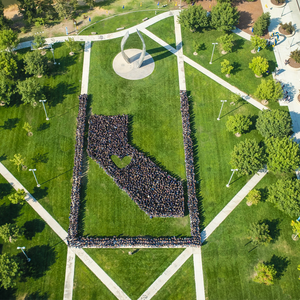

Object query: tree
[32,35,46,50]
[217,34,234,53]
[0,29,19,51]
[0,253,21,289]
[0,52,18,78]
[0,1,9,30]
[250,35,267,52]
[23,51,48,77]
[291,220,300,239]
[248,222,272,245]
[178,5,210,32]
[18,0,37,24]
[253,12,270,36]
[0,223,20,243]
[23,122,33,135]
[221,59,234,77]
[84,0,95,9]
[226,114,252,135]
[10,154,26,172]
[256,109,292,139]
[0,77,14,105]
[267,178,300,217]
[8,189,26,205]
[17,77,44,106]
[249,56,269,76]
[211,3,239,31]
[254,79,283,102]
[230,139,265,176]
[253,262,276,285]
[265,136,300,173]
[246,189,261,206]
[54,0,72,19]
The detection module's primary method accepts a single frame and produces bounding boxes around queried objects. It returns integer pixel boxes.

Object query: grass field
[82,33,191,238]
[0,44,83,298]
[0,175,67,300]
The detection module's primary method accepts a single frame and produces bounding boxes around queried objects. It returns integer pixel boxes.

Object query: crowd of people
[68,94,88,242]
[67,92,202,248]
[87,114,185,218]
[180,91,200,238]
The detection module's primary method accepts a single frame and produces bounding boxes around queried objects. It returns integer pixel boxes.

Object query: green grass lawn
[147,15,176,48]
[80,11,164,35]
[82,33,191,237]
[152,256,196,300]
[202,173,300,300]
[78,248,184,300]
[0,175,67,300]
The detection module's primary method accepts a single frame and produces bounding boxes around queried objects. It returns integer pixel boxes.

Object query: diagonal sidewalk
[63,247,76,300]
[200,167,268,242]
[138,248,194,300]
[0,162,130,300]
[192,248,206,300]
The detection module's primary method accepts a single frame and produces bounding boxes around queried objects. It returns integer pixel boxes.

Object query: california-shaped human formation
[87,114,185,218]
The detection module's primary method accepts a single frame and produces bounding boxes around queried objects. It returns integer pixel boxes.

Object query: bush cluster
[280,22,295,34]
[253,12,270,36]
[290,49,300,63]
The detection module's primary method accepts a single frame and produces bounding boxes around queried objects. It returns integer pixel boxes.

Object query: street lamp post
[17,247,31,262]
[39,100,49,121]
[217,100,227,121]
[226,169,238,187]
[50,44,56,65]
[29,169,40,187]
[209,42,218,64]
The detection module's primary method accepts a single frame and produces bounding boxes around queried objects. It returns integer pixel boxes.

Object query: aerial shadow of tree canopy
[24,292,49,300]
[0,286,17,300]
[261,218,281,242]
[0,154,7,162]
[0,203,22,226]
[37,122,50,132]
[43,81,77,107]
[0,183,13,199]
[22,245,57,279]
[31,152,49,165]
[23,219,45,240]
[31,187,48,201]
[267,254,290,280]
[0,118,20,130]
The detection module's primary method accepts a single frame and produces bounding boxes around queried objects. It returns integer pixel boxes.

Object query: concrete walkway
[0,162,130,300]
[138,248,194,300]
[174,13,186,91]
[63,248,76,300]
[81,41,91,95]
[192,248,206,300]
[200,167,268,242]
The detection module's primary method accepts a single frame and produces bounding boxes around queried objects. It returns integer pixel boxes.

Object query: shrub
[254,79,283,101]
[290,49,300,63]
[221,59,234,75]
[250,35,267,51]
[217,34,234,53]
[249,56,269,76]
[256,109,292,138]
[226,114,252,135]
[253,12,270,36]
[280,22,295,34]
[253,262,276,285]
[246,189,261,206]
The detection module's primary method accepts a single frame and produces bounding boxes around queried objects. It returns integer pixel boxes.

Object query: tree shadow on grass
[267,254,290,280]
[0,118,20,130]
[0,203,22,226]
[231,62,242,75]
[0,183,13,199]
[232,38,245,53]
[23,219,46,240]
[31,187,48,201]
[44,82,77,107]
[261,218,281,242]
[24,292,49,300]
[31,152,49,165]
[37,122,50,131]
[21,245,57,280]
[248,114,258,132]
[0,286,17,300]
[0,154,7,162]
